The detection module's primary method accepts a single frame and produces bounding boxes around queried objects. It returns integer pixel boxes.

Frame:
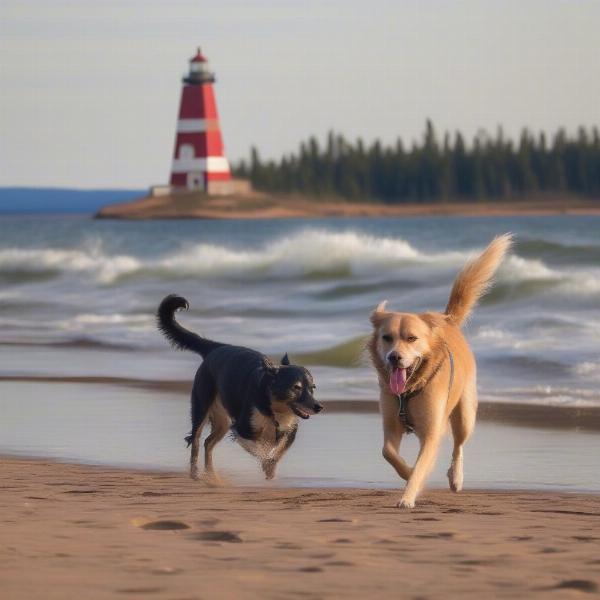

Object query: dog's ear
[370,300,389,326]
[280,353,290,366]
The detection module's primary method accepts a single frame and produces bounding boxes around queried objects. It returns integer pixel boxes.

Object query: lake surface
[1,214,598,405]
[0,214,598,490]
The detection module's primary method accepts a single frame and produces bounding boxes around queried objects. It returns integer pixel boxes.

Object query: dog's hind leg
[188,420,206,481]
[447,379,477,493]
[203,400,230,483]
[189,365,216,480]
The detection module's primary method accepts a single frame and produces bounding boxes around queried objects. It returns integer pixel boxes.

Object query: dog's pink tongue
[390,368,407,395]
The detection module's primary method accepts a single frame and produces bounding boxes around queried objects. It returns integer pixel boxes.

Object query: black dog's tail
[157,294,223,358]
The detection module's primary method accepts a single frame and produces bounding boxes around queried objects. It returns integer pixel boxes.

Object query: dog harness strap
[398,345,455,434]
[447,345,455,400]
[398,393,414,434]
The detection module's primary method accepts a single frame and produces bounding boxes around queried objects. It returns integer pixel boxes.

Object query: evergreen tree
[232,123,600,203]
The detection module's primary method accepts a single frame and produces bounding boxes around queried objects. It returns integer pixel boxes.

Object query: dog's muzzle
[291,402,323,419]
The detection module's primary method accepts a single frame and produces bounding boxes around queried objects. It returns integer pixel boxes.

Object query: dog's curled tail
[157,294,222,357]
[445,233,513,327]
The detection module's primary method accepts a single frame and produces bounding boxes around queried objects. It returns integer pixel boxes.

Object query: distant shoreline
[95,192,600,220]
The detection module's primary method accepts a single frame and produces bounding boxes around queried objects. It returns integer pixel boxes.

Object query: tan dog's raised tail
[369,234,512,508]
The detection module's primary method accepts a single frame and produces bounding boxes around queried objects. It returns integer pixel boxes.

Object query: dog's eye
[382,334,393,343]
[406,336,418,343]
[294,383,302,390]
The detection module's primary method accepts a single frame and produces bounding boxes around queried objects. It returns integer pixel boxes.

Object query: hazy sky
[1,0,599,189]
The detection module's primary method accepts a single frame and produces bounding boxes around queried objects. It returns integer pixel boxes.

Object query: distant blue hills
[0,187,145,214]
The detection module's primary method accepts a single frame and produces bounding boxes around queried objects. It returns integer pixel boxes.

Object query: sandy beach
[1,457,598,599]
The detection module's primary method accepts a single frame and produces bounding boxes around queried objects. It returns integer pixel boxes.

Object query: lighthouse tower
[169,48,231,192]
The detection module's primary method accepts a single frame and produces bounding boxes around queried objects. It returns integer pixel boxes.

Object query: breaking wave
[0,231,458,284]
[0,230,597,300]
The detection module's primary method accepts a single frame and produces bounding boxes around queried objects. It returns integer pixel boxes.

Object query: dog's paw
[396,497,415,509]
[262,459,276,480]
[190,466,200,481]
[447,465,463,493]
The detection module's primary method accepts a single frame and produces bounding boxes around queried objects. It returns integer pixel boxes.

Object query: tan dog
[369,234,512,508]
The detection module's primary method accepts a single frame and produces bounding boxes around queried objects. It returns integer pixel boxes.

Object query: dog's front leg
[380,393,413,481]
[398,402,444,508]
[398,431,443,508]
[262,424,298,480]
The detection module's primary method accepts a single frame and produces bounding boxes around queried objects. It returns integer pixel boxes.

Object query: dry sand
[95,191,600,220]
[1,457,599,599]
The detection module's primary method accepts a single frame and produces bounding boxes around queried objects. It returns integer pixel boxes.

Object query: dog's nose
[313,403,324,413]
[387,351,401,365]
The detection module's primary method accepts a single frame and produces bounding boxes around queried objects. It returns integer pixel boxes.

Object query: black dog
[158,294,323,481]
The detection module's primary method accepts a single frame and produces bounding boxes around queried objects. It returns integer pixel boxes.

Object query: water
[0,213,599,490]
[2,382,599,491]
[1,214,599,406]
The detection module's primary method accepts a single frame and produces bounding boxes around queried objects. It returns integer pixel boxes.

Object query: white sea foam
[573,361,600,378]
[481,385,600,408]
[0,247,97,271]
[498,255,557,281]
[0,231,597,298]
[154,230,434,280]
[0,230,487,283]
[497,254,600,297]
[0,230,444,283]
[560,272,600,295]
[0,245,141,284]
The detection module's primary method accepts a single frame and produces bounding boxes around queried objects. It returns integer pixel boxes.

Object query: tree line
[233,122,600,202]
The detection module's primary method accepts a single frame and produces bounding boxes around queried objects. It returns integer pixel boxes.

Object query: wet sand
[1,457,599,599]
[95,191,600,220]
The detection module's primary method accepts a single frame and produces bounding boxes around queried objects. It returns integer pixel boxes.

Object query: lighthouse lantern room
[169,47,231,192]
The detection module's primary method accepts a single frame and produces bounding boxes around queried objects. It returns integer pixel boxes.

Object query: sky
[1,0,599,189]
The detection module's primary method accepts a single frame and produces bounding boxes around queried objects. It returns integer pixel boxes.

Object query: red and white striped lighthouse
[169,48,231,191]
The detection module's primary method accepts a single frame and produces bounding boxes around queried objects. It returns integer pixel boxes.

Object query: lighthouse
[169,48,232,192]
